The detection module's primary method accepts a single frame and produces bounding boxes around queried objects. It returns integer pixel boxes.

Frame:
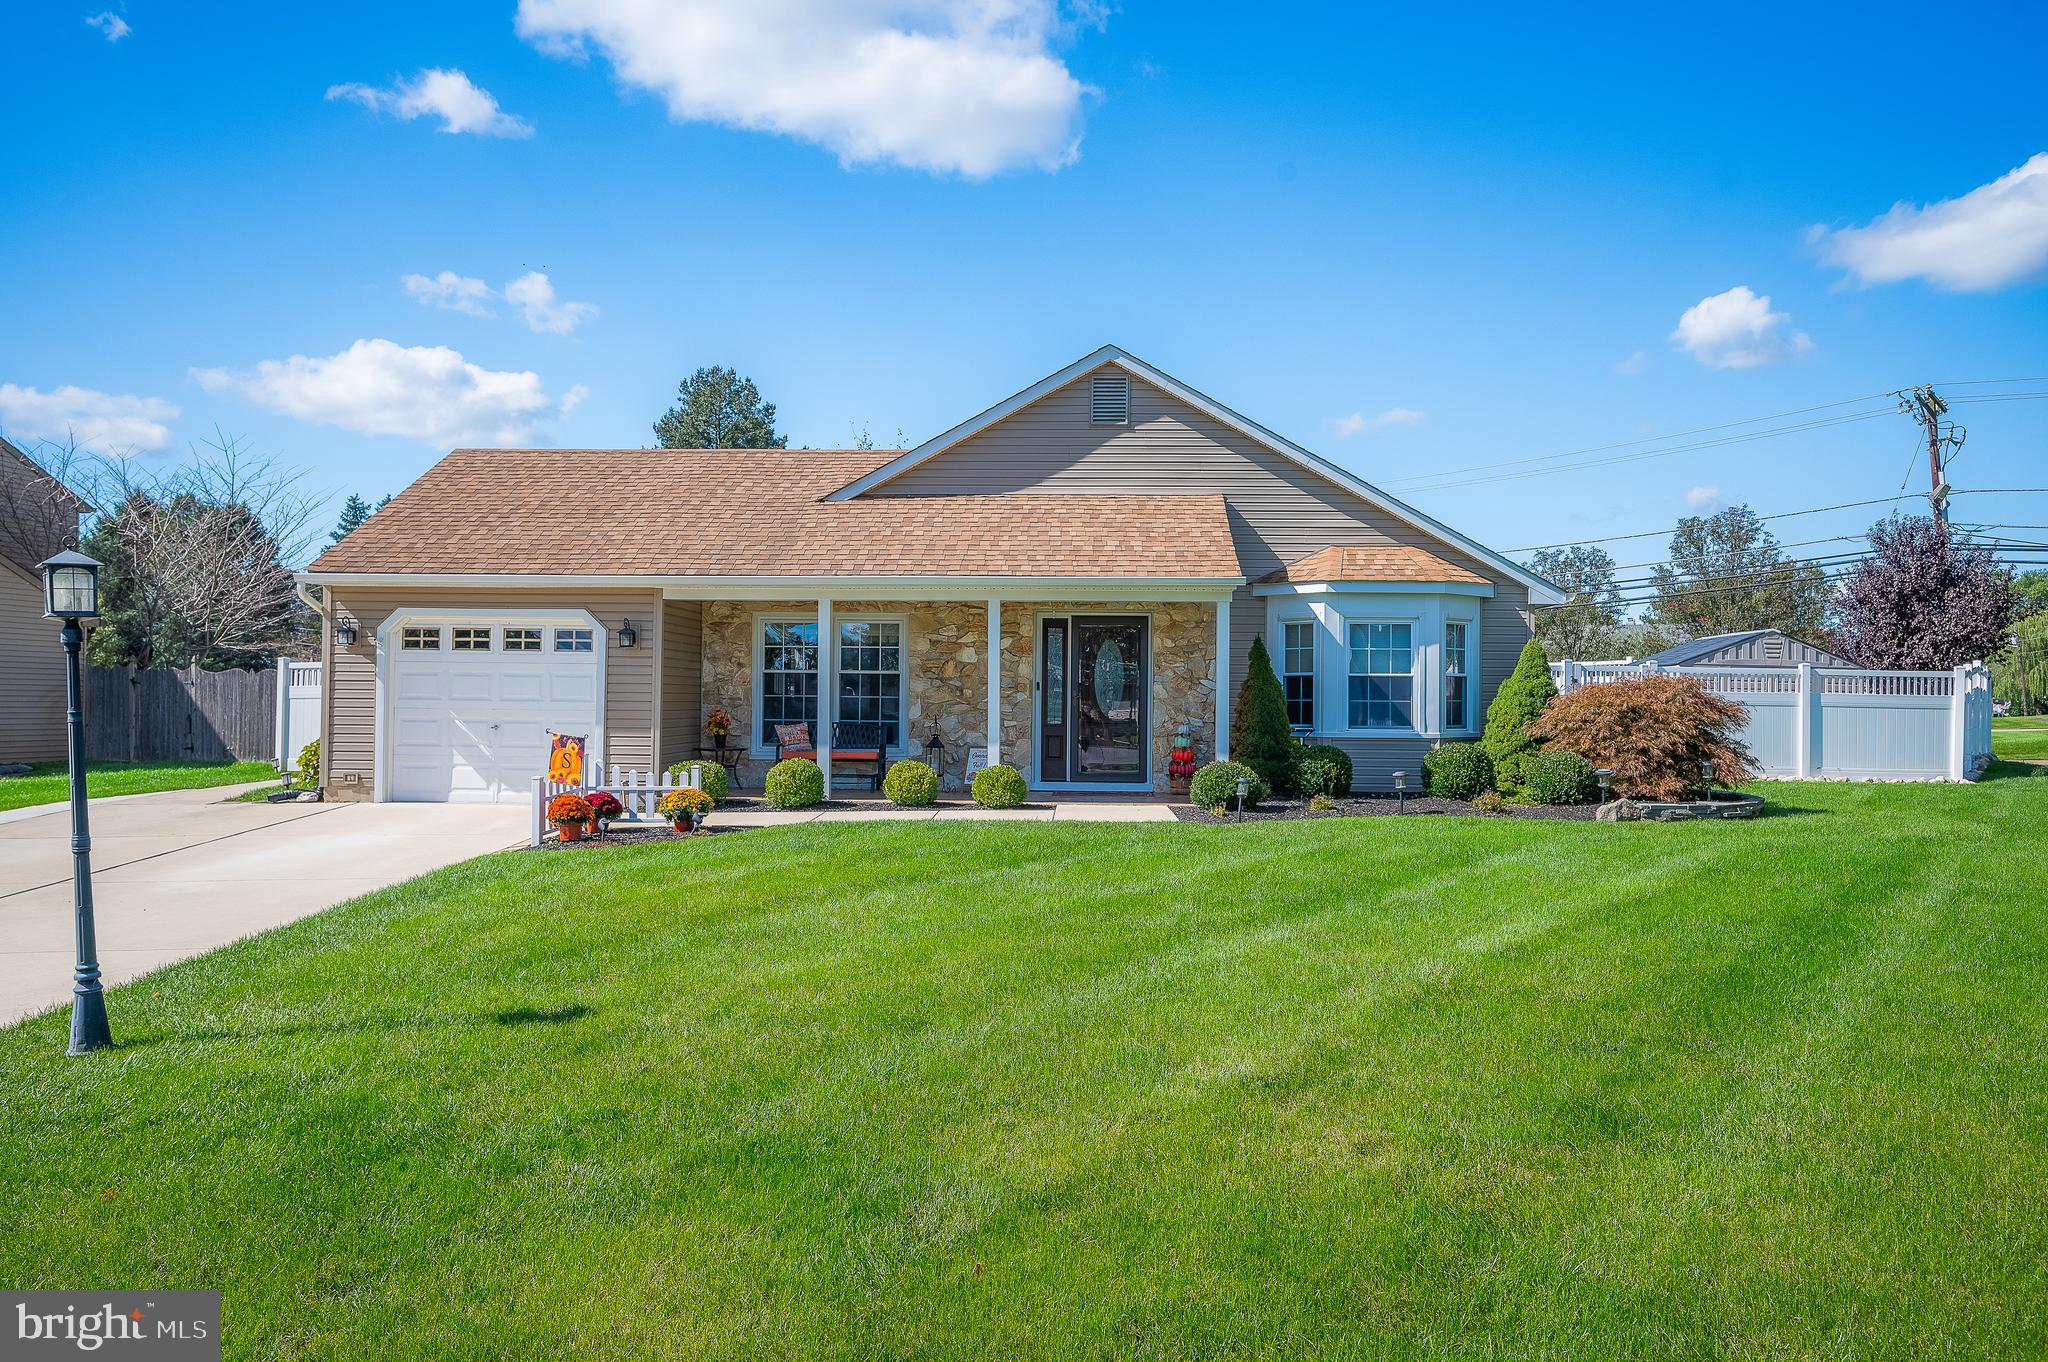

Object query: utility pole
[1900,386,1960,527]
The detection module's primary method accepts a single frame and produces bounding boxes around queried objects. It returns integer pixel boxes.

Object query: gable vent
[1090,372,1129,425]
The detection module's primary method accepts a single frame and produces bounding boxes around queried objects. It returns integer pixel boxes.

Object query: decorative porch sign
[964,748,992,784]
[548,733,587,785]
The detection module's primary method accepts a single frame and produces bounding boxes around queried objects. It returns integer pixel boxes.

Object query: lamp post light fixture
[1393,769,1407,813]
[38,550,113,1056]
[1596,768,1613,803]
[618,618,639,649]
[1234,774,1250,822]
[334,617,357,648]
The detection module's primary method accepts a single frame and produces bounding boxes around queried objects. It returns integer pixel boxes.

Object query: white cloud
[1813,152,2048,292]
[503,271,599,333]
[1614,350,1648,375]
[1671,286,1812,369]
[0,382,177,451]
[400,270,598,334]
[191,339,577,447]
[1685,485,1724,511]
[1332,407,1425,437]
[84,11,130,41]
[402,271,497,317]
[326,68,533,138]
[513,0,1090,177]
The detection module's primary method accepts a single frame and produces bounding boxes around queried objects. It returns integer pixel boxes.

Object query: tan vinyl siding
[659,598,702,769]
[879,371,1534,716]
[320,586,660,799]
[0,561,67,762]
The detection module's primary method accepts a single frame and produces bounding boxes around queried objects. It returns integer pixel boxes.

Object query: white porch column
[816,597,834,790]
[985,596,1002,768]
[1214,595,1231,763]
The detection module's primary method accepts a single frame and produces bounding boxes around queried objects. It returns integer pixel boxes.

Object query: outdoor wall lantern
[334,617,358,648]
[926,728,946,787]
[38,550,112,1055]
[1596,768,1614,803]
[1393,769,1408,813]
[618,619,639,649]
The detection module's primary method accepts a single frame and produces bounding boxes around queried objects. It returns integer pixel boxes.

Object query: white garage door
[387,618,600,803]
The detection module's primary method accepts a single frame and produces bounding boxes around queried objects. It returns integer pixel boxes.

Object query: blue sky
[5,1,2046,573]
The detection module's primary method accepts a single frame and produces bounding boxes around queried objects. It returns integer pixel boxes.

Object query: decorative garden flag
[548,733,586,785]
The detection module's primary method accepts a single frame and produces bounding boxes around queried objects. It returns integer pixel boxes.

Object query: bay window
[1282,620,1316,731]
[1347,621,1414,729]
[1445,621,1471,731]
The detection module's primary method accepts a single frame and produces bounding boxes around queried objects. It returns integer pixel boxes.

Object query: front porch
[666,591,1235,796]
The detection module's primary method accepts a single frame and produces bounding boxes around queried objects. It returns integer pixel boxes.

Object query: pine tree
[1232,635,1297,794]
[653,367,788,449]
[1481,636,1558,791]
[330,494,373,545]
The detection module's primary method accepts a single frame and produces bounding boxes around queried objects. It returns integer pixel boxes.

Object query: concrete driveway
[0,785,527,1024]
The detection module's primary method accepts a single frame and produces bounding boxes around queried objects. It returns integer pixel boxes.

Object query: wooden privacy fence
[86,664,282,764]
[1551,659,1996,782]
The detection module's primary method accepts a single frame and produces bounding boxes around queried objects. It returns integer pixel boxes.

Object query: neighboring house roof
[823,345,1565,605]
[1258,544,1490,587]
[305,448,1242,580]
[0,435,90,575]
[1642,629,1857,668]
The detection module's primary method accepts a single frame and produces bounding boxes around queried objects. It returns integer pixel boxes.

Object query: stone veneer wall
[698,599,1220,793]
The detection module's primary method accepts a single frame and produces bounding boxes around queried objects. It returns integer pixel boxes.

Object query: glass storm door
[1067,617,1147,783]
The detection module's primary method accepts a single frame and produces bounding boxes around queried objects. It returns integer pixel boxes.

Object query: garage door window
[452,626,492,651]
[400,626,441,650]
[503,627,541,652]
[554,628,594,653]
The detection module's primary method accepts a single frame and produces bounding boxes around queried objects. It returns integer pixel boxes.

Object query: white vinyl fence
[1551,659,1995,782]
[273,658,322,773]
[530,760,705,847]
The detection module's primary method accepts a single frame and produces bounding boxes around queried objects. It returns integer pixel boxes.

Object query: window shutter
[1090,372,1129,425]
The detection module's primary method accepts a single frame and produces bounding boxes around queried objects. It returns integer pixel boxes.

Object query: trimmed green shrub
[1472,789,1506,815]
[1233,635,1298,794]
[1521,749,1599,805]
[763,758,824,808]
[665,760,730,805]
[1482,637,1558,792]
[883,759,939,807]
[1422,742,1494,801]
[971,763,1028,808]
[1190,760,1268,810]
[293,738,320,791]
[1294,744,1353,797]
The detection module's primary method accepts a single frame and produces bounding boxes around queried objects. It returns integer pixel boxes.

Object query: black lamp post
[39,549,112,1056]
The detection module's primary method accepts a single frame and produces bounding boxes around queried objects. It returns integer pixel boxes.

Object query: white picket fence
[530,760,705,847]
[1551,659,1996,782]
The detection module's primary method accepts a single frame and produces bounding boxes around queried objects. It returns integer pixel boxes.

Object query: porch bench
[772,722,890,791]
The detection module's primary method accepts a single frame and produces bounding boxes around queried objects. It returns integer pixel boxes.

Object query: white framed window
[554,627,594,653]
[451,626,492,652]
[503,627,541,653]
[399,626,441,651]
[754,615,907,752]
[1444,621,1471,731]
[1282,620,1316,732]
[1347,621,1414,729]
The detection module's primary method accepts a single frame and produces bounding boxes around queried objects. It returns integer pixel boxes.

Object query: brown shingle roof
[1259,544,1489,586]
[308,448,1242,579]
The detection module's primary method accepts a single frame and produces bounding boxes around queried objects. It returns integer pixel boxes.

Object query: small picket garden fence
[1551,659,1995,782]
[530,760,707,847]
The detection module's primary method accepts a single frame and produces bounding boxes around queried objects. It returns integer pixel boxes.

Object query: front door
[1039,615,1148,785]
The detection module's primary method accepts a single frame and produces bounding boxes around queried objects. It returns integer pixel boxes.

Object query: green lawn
[5,770,2047,1359]
[1992,716,2048,761]
[0,759,278,812]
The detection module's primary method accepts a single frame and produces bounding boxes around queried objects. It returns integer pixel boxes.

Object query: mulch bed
[528,826,744,851]
[1172,795,1604,825]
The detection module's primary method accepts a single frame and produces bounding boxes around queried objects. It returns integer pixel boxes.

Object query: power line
[1509,494,1924,553]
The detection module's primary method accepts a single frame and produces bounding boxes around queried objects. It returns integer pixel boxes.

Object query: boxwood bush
[1521,749,1599,805]
[1422,742,1494,800]
[971,763,1028,808]
[664,760,729,805]
[763,758,824,808]
[1190,760,1268,811]
[1293,744,1353,798]
[883,759,939,807]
